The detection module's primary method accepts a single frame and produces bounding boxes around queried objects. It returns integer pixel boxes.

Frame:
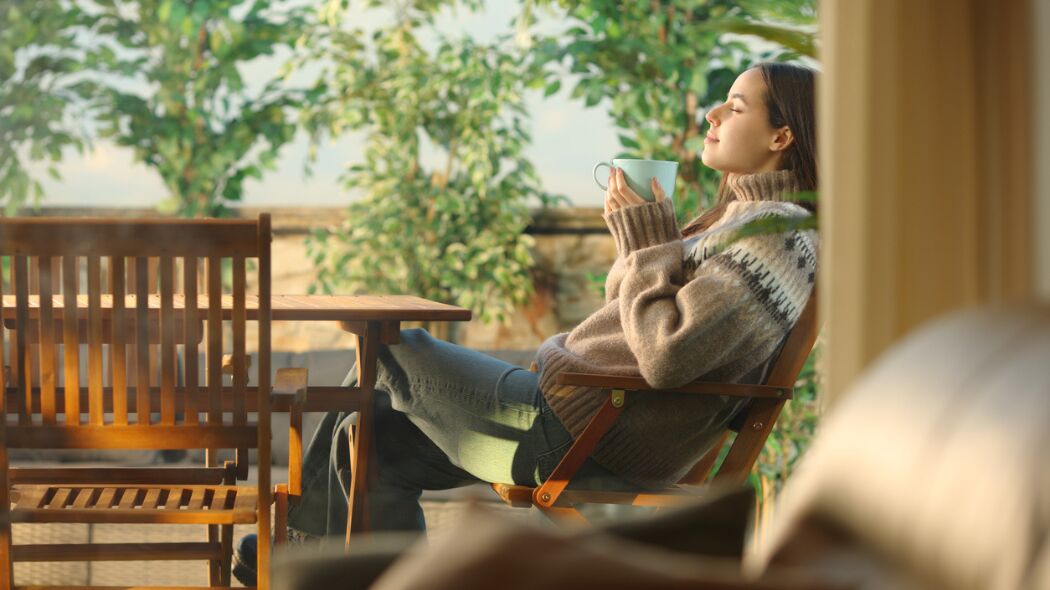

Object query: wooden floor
[11,500,501,586]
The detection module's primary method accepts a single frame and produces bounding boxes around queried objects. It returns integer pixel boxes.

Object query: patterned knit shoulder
[684,200,818,330]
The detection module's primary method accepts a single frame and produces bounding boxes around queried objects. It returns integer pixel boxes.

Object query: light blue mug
[593,158,678,202]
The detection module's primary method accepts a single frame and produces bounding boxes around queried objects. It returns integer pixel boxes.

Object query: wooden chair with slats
[491,285,819,523]
[0,215,293,590]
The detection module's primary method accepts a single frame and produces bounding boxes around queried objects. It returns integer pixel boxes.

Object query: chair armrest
[555,372,791,400]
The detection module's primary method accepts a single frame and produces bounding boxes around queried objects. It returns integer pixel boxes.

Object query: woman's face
[701,68,793,175]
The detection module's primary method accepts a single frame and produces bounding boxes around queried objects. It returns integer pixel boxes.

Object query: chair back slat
[255,215,272,515]
[0,266,5,418]
[27,258,41,398]
[4,265,11,381]
[37,257,57,426]
[13,256,30,425]
[183,257,199,426]
[232,256,248,474]
[87,256,104,426]
[159,255,176,426]
[134,257,151,425]
[109,256,128,426]
[61,256,80,425]
[147,258,159,397]
[232,256,247,425]
[206,257,223,425]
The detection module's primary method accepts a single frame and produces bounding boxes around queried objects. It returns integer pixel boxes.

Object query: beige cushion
[754,305,1050,590]
[372,503,852,590]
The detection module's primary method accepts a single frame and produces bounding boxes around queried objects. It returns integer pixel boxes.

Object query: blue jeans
[286,328,631,537]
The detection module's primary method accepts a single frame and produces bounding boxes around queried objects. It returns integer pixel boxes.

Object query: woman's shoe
[232,528,320,586]
[232,533,258,586]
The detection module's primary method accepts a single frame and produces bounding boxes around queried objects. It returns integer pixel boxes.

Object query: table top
[1,294,472,322]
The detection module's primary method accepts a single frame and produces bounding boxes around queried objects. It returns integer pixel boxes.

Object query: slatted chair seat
[10,484,258,525]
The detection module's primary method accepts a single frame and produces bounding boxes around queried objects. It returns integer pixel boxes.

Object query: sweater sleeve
[616,230,808,389]
[602,199,680,303]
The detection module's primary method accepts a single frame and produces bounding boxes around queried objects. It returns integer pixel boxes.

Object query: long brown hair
[681,62,817,237]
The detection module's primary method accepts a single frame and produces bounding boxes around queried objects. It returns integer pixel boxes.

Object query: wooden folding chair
[0,215,288,589]
[492,286,819,523]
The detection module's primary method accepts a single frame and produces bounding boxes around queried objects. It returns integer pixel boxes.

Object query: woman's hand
[604,167,668,215]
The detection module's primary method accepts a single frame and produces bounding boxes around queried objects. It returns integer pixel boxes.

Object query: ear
[769,126,795,153]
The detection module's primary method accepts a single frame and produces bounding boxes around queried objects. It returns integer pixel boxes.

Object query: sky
[28,2,623,209]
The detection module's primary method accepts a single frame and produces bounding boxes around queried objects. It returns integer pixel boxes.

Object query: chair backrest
[0,216,272,467]
[681,284,820,486]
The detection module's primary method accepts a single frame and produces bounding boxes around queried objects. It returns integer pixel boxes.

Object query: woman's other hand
[604,167,667,214]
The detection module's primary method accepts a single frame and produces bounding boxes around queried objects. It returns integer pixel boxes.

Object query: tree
[302,1,565,338]
[0,1,93,212]
[86,0,317,217]
[523,0,815,226]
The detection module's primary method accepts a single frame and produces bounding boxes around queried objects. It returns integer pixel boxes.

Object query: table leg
[345,321,380,548]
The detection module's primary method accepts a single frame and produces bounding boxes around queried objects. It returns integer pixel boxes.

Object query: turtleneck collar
[726,169,801,202]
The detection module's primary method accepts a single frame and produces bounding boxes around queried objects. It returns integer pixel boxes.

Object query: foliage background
[0,1,93,211]
[1,0,821,500]
[296,1,567,337]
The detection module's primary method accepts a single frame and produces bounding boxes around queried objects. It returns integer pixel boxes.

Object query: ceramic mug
[593,158,678,202]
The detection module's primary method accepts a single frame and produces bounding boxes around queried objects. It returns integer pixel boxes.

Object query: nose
[705,104,722,127]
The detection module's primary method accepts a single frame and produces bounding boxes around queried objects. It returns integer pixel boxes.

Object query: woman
[234,61,818,584]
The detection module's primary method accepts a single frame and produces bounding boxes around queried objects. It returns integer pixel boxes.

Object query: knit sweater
[535,169,818,488]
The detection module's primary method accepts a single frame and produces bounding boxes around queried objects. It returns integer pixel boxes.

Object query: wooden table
[2,293,472,542]
[272,295,471,541]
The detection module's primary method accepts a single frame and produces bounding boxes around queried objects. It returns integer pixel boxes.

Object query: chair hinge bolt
[752,422,765,431]
[540,493,551,503]
[611,389,625,408]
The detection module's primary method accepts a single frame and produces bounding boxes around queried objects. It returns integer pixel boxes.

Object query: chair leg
[220,524,233,586]
[274,485,288,547]
[0,517,12,590]
[207,524,221,587]
[257,506,271,590]
[345,415,372,549]
[1,446,13,589]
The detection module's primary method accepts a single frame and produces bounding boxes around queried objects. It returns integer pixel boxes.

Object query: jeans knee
[398,327,432,343]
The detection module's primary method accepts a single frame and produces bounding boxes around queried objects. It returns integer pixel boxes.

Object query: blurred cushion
[273,485,756,590]
[753,305,1050,590]
[371,502,854,590]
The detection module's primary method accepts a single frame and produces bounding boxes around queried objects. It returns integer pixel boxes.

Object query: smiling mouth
[705,135,719,143]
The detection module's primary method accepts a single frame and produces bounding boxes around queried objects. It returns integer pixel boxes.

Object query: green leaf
[583,83,603,107]
[699,18,817,59]
[618,134,640,149]
[158,0,172,23]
